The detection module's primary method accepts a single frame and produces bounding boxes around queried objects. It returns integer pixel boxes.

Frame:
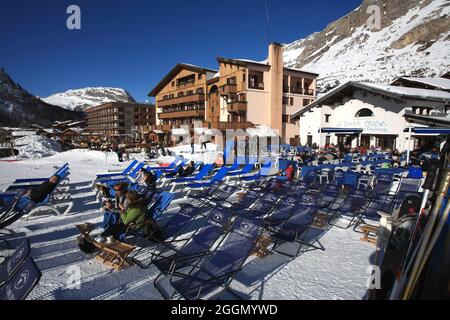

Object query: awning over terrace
[319,128,363,134]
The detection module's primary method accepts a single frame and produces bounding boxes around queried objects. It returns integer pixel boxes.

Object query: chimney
[267,43,284,138]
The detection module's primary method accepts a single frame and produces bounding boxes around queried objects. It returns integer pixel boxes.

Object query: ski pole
[404,183,450,299]
[402,169,450,299]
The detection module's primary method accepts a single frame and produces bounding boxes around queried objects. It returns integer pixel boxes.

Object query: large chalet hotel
[148,43,318,144]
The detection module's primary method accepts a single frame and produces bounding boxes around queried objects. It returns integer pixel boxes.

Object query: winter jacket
[120,200,146,230]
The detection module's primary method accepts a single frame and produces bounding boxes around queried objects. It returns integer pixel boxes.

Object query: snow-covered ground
[13,135,62,160]
[0,149,376,300]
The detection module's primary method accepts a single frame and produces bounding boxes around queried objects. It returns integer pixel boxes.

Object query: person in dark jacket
[16,175,60,212]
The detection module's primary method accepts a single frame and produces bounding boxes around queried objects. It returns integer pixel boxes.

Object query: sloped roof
[148,63,218,97]
[392,77,450,91]
[291,81,450,120]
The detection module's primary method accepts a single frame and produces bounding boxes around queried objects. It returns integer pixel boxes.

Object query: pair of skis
[389,164,449,299]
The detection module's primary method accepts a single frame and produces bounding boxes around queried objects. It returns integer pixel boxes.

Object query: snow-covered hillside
[284,0,450,92]
[43,87,136,111]
[0,69,83,127]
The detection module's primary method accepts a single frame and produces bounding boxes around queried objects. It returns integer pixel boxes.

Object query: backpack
[77,236,97,254]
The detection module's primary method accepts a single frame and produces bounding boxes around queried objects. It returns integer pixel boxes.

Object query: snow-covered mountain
[284,0,450,92]
[43,87,136,111]
[0,69,83,127]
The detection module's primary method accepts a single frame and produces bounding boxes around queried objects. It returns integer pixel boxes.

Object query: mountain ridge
[283,0,450,92]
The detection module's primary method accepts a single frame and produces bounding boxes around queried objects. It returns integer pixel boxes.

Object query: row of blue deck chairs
[0,164,73,244]
[117,157,424,300]
[0,239,41,300]
[92,156,275,201]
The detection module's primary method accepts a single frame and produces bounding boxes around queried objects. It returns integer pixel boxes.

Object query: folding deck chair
[140,207,233,271]
[9,163,69,186]
[156,216,263,300]
[373,171,395,195]
[166,164,214,192]
[182,167,230,191]
[328,190,369,229]
[0,239,41,300]
[270,194,325,257]
[353,193,395,231]
[94,160,138,179]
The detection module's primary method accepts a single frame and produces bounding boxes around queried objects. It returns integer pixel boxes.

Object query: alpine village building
[148,43,318,144]
[290,74,450,152]
[85,102,156,139]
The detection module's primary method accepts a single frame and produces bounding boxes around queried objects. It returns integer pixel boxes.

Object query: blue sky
[0,0,361,102]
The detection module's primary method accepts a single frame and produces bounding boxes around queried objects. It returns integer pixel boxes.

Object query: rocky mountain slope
[284,0,450,92]
[0,69,83,127]
[43,87,136,111]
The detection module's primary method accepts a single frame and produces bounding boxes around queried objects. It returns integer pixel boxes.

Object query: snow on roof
[361,82,450,101]
[398,77,450,90]
[171,128,189,135]
[291,81,450,120]
[247,125,279,137]
[235,58,269,66]
[283,66,319,76]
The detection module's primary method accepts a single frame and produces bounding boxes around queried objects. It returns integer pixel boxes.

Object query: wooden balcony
[290,87,315,96]
[219,83,238,96]
[203,122,254,131]
[157,93,206,107]
[227,101,247,113]
[248,82,264,90]
[158,109,205,120]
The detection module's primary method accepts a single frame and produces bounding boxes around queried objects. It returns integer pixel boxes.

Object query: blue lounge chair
[183,167,230,190]
[11,163,69,185]
[159,217,263,300]
[329,190,368,229]
[166,164,214,192]
[374,171,395,195]
[147,208,233,272]
[0,257,41,300]
[0,240,30,283]
[0,239,41,300]
[146,156,183,171]
[353,193,395,230]
[94,162,146,186]
[266,193,320,227]
[270,193,324,257]
[94,160,138,179]
[317,184,341,211]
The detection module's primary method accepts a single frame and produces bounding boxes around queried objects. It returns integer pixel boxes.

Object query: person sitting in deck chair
[100,199,120,231]
[15,175,60,213]
[114,182,130,214]
[167,161,196,178]
[132,168,157,198]
[100,191,146,241]
[277,164,296,181]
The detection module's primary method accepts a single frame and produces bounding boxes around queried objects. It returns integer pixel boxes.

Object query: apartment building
[85,102,156,139]
[148,43,318,143]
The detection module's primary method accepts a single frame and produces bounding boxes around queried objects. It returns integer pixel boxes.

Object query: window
[243,73,246,82]
[198,74,202,80]
[172,81,175,87]
[355,108,374,117]
[196,88,204,94]
[290,97,294,106]
[325,114,331,123]
[282,115,290,123]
